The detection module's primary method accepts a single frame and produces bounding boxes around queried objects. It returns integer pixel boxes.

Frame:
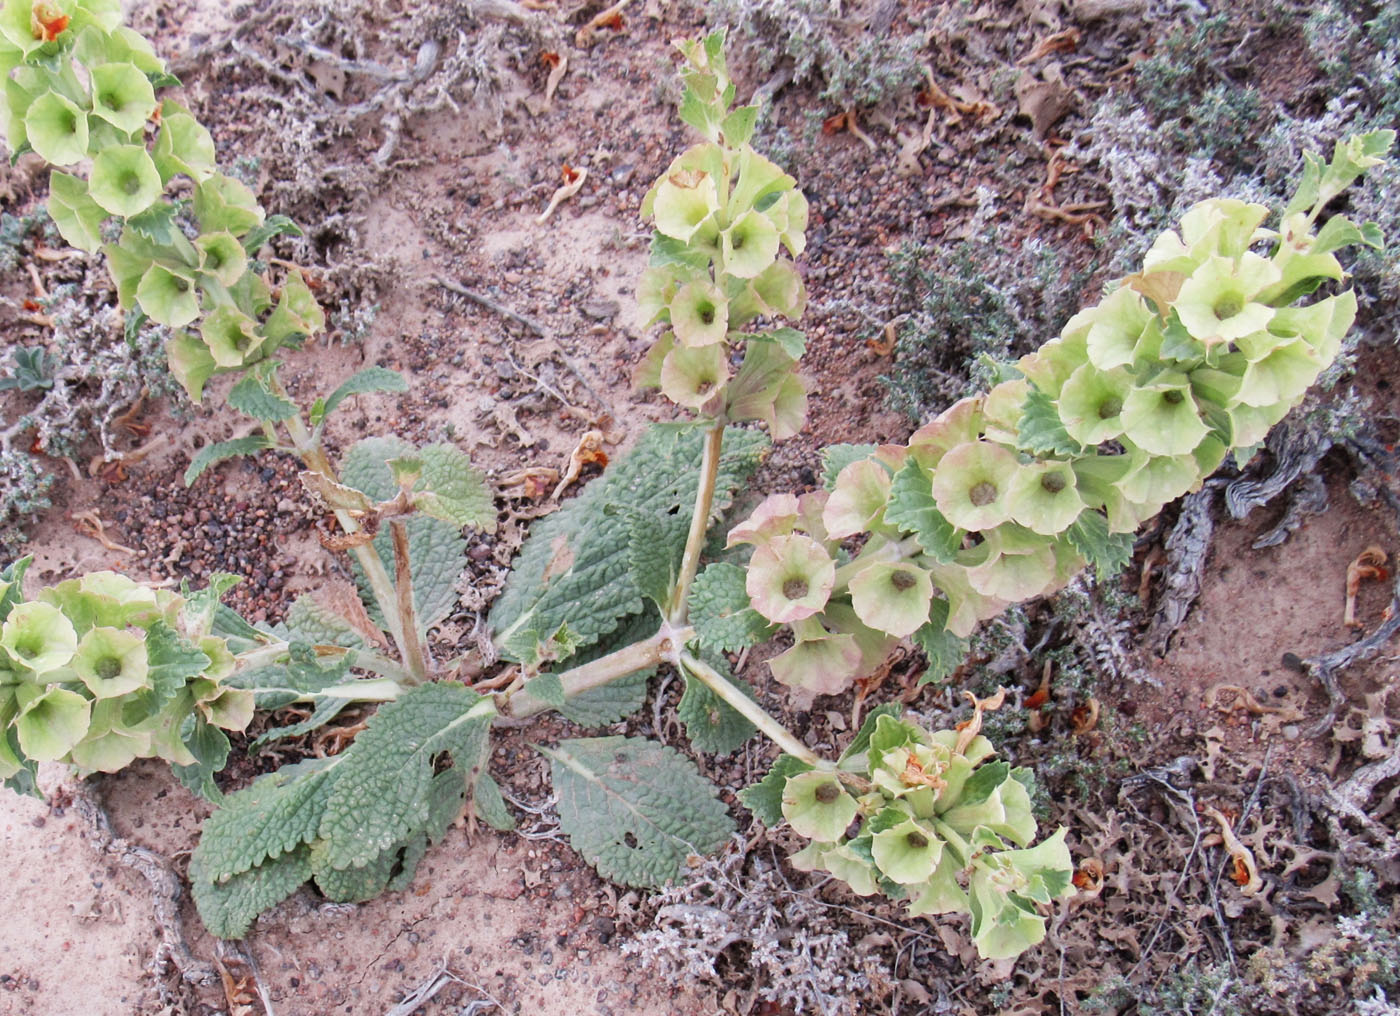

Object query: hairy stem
[279,403,412,668]
[670,421,725,625]
[502,627,682,718]
[390,519,430,683]
[674,648,825,768]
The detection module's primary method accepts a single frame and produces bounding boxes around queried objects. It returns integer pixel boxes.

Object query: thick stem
[674,648,825,768]
[305,677,404,704]
[670,421,725,625]
[234,640,413,685]
[280,407,412,665]
[503,627,679,718]
[390,519,431,683]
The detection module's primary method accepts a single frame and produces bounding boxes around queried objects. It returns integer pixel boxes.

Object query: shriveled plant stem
[390,519,431,683]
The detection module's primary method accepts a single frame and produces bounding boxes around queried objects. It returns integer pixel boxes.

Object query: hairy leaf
[545,735,734,888]
[193,757,340,881]
[341,437,466,633]
[619,505,689,611]
[171,717,230,802]
[885,461,960,563]
[1017,388,1082,457]
[190,846,312,940]
[184,435,271,486]
[688,562,775,652]
[490,425,766,665]
[1065,511,1134,582]
[472,773,516,831]
[738,753,813,826]
[314,367,408,425]
[227,374,296,422]
[317,683,494,869]
[913,600,968,686]
[677,656,756,755]
[412,444,495,533]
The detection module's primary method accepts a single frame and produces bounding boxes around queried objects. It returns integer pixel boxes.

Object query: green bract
[88,144,162,217]
[24,89,87,164]
[89,61,154,133]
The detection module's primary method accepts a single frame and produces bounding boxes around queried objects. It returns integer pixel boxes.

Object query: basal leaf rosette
[1172,253,1281,347]
[930,440,1019,533]
[747,533,835,624]
[1006,460,1084,536]
[1119,371,1209,457]
[71,625,147,698]
[1,600,77,676]
[782,770,858,842]
[89,61,154,133]
[88,144,162,217]
[848,561,934,639]
[24,88,87,164]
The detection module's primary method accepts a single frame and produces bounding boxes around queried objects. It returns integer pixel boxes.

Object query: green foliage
[183,435,272,486]
[190,683,494,937]
[543,735,734,888]
[688,562,776,652]
[489,423,766,665]
[0,346,59,392]
[677,651,756,754]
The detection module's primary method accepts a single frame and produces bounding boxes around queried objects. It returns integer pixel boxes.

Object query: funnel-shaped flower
[1174,253,1280,345]
[765,188,809,256]
[262,270,324,346]
[1226,399,1291,449]
[872,813,944,885]
[194,231,247,288]
[908,397,984,470]
[1115,445,1199,508]
[636,265,684,326]
[46,170,107,252]
[849,561,934,639]
[1120,372,1209,456]
[153,104,215,182]
[930,440,1019,532]
[1006,460,1085,536]
[824,459,892,538]
[720,209,781,279]
[135,263,199,328]
[68,700,150,772]
[669,279,728,347]
[14,685,90,763]
[1144,198,1272,273]
[769,624,863,696]
[746,533,835,624]
[88,144,162,217]
[192,678,254,730]
[201,305,264,368]
[659,339,728,409]
[789,840,880,896]
[727,146,792,220]
[982,380,1029,446]
[193,173,264,236]
[726,493,801,548]
[1085,287,1153,371]
[24,89,88,165]
[964,531,1058,602]
[1017,326,1089,398]
[90,62,155,133]
[781,770,859,842]
[1,601,77,676]
[748,260,807,319]
[652,169,719,243]
[1057,364,1131,445]
[1234,337,1321,408]
[40,570,161,632]
[72,626,148,699]
[907,849,971,917]
[941,771,1037,846]
[166,330,218,402]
